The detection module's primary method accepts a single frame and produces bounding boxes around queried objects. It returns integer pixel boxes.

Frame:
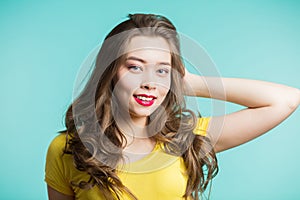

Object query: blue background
[0,0,299,199]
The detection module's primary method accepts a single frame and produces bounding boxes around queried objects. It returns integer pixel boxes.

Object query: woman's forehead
[124,36,172,65]
[126,36,171,53]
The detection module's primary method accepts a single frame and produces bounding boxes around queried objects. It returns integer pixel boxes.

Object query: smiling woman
[116,36,172,123]
[44,13,300,200]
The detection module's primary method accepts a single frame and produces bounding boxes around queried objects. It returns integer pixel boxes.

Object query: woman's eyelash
[128,65,142,71]
[157,68,170,74]
[126,64,170,74]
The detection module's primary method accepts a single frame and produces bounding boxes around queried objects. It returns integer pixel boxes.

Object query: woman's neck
[117,115,149,140]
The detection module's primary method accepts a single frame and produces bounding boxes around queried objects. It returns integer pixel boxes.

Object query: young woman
[45,13,300,200]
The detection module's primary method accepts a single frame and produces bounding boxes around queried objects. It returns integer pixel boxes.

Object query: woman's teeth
[136,96,153,101]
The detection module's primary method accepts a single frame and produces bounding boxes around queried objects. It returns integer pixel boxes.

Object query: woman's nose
[141,82,156,90]
[140,71,156,90]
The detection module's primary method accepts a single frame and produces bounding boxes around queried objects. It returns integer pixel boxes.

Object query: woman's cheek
[118,73,140,91]
[159,78,171,93]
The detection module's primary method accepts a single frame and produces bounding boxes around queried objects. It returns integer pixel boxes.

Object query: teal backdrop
[0,0,299,199]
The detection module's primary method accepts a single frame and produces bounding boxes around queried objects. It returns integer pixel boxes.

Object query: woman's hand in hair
[182,69,300,153]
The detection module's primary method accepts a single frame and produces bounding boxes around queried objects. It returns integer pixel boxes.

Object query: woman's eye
[128,65,142,72]
[157,68,170,75]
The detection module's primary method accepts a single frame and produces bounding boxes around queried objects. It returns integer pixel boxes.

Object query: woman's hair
[61,13,218,199]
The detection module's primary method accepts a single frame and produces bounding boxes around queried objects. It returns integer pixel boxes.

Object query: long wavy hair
[61,13,218,199]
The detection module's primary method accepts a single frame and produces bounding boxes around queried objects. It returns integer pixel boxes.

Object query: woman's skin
[47,185,74,200]
[47,35,300,199]
[183,73,300,153]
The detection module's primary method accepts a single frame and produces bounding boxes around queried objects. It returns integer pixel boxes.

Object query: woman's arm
[47,185,74,200]
[184,71,300,153]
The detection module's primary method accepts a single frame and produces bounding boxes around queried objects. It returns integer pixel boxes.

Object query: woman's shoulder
[45,132,75,177]
[45,132,75,196]
[46,132,72,160]
[48,132,68,150]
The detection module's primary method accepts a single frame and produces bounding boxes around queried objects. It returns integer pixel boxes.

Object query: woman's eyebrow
[126,56,171,66]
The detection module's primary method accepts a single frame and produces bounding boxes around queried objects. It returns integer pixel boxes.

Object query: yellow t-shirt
[45,117,210,199]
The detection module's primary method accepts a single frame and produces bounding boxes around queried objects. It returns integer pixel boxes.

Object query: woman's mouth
[133,94,156,106]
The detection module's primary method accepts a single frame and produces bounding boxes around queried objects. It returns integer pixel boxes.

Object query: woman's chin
[130,111,152,119]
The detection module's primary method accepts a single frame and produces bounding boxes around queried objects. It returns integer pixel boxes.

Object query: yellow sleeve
[44,134,74,195]
[193,117,211,137]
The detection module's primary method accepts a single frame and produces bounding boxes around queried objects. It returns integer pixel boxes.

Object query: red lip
[133,94,156,107]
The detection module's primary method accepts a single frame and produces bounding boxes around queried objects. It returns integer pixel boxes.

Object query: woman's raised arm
[184,71,300,153]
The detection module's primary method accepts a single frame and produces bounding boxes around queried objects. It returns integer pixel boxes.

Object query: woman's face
[115,36,172,125]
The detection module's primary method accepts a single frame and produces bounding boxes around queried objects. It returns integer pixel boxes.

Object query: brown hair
[61,13,218,199]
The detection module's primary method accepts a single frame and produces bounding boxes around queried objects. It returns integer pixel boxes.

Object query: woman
[45,13,300,200]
